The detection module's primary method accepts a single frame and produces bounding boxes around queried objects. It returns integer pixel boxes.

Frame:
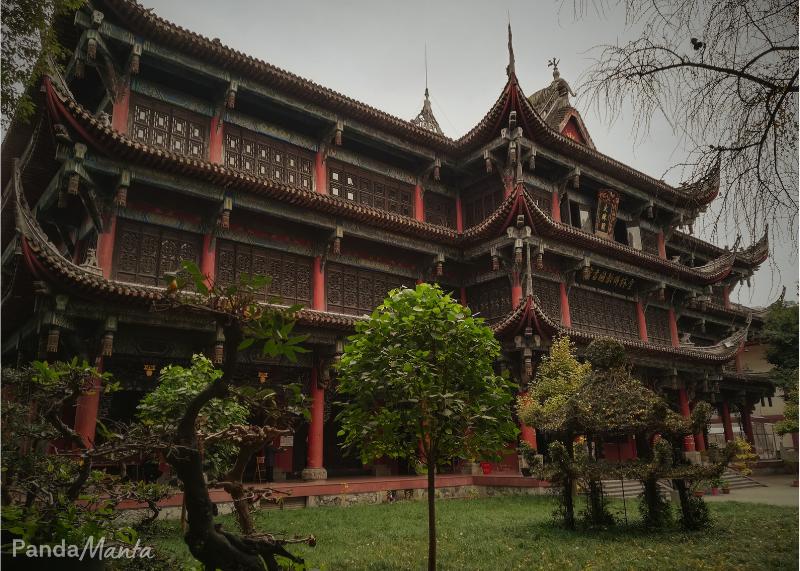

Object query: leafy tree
[577,0,797,244]
[1,0,84,128]
[336,283,518,571]
[761,299,798,435]
[518,336,591,529]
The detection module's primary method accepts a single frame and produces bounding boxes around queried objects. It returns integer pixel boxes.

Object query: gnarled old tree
[153,263,313,571]
[575,0,798,243]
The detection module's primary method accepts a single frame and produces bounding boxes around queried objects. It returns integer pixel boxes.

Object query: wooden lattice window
[328,161,413,217]
[130,96,207,159]
[326,263,414,315]
[463,179,503,227]
[215,240,312,306]
[645,306,672,346]
[532,277,561,318]
[424,192,456,228]
[569,287,638,340]
[224,126,313,191]
[640,229,660,256]
[466,278,511,323]
[113,220,201,286]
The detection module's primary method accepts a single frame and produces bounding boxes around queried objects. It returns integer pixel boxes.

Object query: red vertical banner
[594,189,620,239]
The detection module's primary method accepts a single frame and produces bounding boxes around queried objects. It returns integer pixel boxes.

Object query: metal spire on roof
[410,44,444,136]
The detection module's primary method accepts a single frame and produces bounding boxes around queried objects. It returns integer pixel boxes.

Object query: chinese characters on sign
[581,266,635,292]
[594,189,620,239]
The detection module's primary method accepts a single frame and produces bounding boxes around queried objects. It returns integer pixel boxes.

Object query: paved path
[704,474,799,507]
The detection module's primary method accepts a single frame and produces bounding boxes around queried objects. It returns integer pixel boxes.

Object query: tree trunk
[564,434,575,530]
[427,461,436,571]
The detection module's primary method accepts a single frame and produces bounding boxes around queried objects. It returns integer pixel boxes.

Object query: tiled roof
[94,0,718,208]
[493,295,748,364]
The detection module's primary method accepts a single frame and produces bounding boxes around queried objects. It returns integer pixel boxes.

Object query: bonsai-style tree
[517,336,591,529]
[0,360,171,556]
[153,262,313,571]
[336,283,518,571]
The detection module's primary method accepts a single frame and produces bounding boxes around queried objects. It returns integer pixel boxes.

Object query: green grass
[146,495,798,570]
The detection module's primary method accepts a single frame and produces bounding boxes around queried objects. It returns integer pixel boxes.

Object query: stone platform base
[301,467,328,481]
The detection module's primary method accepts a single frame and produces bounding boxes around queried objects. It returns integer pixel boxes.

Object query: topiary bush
[584,338,628,371]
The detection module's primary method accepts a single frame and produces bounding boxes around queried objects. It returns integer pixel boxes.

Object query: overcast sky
[139,0,798,307]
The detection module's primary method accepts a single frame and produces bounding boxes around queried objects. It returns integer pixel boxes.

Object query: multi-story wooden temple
[2,1,774,481]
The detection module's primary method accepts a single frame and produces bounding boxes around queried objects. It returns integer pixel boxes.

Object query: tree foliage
[137,355,249,478]
[577,0,798,243]
[761,299,799,434]
[1,0,84,128]
[336,283,517,571]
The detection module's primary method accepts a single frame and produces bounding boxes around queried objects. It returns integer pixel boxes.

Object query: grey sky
[139,0,798,307]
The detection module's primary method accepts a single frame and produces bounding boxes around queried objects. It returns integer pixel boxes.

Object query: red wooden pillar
[721,401,734,442]
[741,404,755,445]
[96,215,117,280]
[550,191,561,222]
[628,435,638,459]
[201,234,216,287]
[678,388,696,452]
[312,256,325,311]
[722,285,731,309]
[74,357,103,448]
[111,84,130,133]
[735,351,744,372]
[520,425,537,451]
[657,231,667,259]
[635,300,648,342]
[691,402,706,452]
[414,183,424,223]
[303,364,327,480]
[667,308,680,347]
[455,195,464,232]
[209,116,224,164]
[511,272,523,308]
[460,286,468,307]
[559,282,571,327]
[314,151,327,194]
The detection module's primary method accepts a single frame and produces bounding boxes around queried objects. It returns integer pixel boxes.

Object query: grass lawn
[147,495,798,570]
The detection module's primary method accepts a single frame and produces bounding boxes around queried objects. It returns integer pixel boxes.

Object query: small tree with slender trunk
[336,283,518,571]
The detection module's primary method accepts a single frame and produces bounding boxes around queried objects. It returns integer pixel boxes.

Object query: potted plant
[690,482,706,498]
[709,476,722,496]
[721,479,731,494]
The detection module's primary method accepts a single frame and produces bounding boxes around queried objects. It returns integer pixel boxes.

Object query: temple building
[1,1,776,482]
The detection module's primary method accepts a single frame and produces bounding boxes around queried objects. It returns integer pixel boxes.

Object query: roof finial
[411,46,443,135]
[506,17,515,78]
[548,57,560,80]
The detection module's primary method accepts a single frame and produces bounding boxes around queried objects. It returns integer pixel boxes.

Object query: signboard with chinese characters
[279,435,294,448]
[594,189,620,239]
[581,266,635,293]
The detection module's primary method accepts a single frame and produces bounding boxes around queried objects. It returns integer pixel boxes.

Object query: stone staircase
[722,467,766,489]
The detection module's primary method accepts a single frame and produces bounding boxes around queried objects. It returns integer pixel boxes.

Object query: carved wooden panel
[328,161,413,218]
[569,287,638,339]
[645,306,672,346]
[326,262,414,315]
[641,229,659,256]
[216,240,312,306]
[466,278,511,323]
[532,277,561,319]
[130,96,207,159]
[224,126,313,192]
[113,220,201,286]
[424,192,456,228]
[463,179,503,227]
